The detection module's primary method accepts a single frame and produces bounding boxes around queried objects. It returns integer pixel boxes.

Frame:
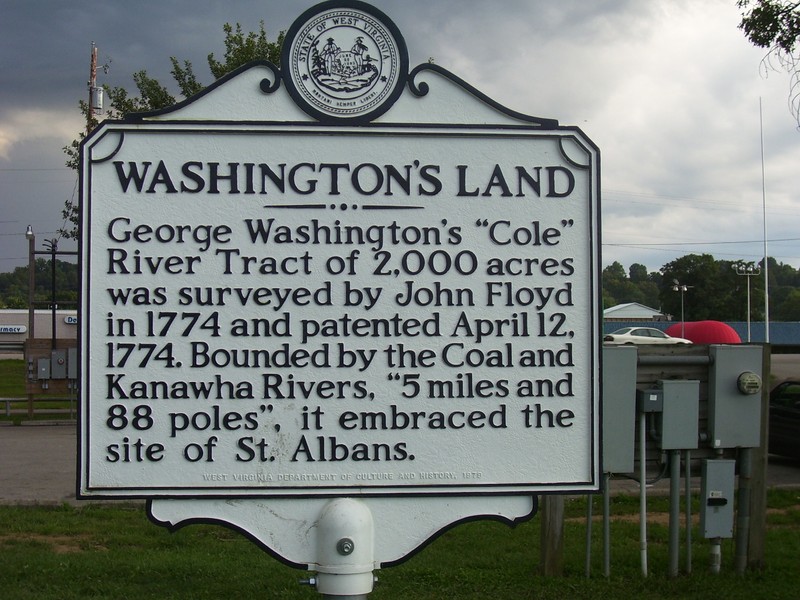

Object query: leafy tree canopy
[601,253,800,322]
[739,0,800,52]
[737,0,800,126]
[0,260,78,309]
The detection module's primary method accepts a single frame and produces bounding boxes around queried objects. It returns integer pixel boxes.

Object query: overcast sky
[1,0,798,274]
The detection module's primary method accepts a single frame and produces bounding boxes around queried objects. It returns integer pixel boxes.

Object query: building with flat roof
[0,309,77,357]
[603,302,668,322]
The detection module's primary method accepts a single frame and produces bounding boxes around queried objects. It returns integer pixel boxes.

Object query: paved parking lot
[0,423,79,505]
[771,353,797,381]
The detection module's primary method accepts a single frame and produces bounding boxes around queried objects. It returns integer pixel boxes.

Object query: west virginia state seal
[282,1,409,123]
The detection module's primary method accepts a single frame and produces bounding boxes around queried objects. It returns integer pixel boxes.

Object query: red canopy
[665,321,742,344]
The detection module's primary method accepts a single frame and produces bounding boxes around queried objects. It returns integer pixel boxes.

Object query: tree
[738,0,800,126]
[0,260,78,309]
[764,256,800,319]
[628,263,649,284]
[602,261,632,308]
[660,254,736,321]
[601,262,661,309]
[773,287,800,319]
[599,253,800,322]
[61,22,285,238]
[769,255,800,286]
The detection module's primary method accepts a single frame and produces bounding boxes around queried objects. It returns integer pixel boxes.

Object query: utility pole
[88,42,98,135]
[43,239,58,350]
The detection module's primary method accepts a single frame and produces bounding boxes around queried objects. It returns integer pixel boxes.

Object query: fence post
[540,495,565,576]
[747,346,770,569]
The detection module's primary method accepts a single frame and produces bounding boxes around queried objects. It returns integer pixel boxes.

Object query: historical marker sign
[79,2,600,503]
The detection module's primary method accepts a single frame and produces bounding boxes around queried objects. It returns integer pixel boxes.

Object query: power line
[604,237,800,248]
[603,189,798,217]
[0,231,60,237]
[0,167,72,172]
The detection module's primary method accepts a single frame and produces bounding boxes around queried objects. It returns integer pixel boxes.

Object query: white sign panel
[80,123,600,497]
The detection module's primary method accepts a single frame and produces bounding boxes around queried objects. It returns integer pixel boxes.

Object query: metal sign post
[79,2,600,594]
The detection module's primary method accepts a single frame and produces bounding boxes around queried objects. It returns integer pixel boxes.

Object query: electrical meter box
[602,346,638,473]
[708,345,763,448]
[700,459,736,538]
[51,350,67,379]
[659,379,700,450]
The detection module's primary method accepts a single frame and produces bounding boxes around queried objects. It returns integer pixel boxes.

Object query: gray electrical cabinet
[51,350,67,379]
[708,345,763,449]
[602,345,638,473]
[636,388,663,413]
[700,459,736,538]
[67,347,78,379]
[38,358,51,380]
[659,380,700,450]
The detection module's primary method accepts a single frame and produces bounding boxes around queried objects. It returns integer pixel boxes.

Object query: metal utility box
[67,347,78,379]
[708,345,763,449]
[700,459,736,538]
[659,379,700,450]
[51,350,67,379]
[602,346,638,473]
[636,388,663,413]
[37,358,51,380]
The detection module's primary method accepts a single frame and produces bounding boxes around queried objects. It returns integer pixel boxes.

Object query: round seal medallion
[282,1,408,123]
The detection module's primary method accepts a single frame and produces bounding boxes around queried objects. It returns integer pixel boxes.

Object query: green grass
[0,491,798,599]
[0,359,25,397]
[0,359,76,423]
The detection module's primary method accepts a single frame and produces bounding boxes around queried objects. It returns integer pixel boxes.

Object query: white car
[603,327,692,345]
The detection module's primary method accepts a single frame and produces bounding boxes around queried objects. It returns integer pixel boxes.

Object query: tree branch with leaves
[738,0,800,127]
